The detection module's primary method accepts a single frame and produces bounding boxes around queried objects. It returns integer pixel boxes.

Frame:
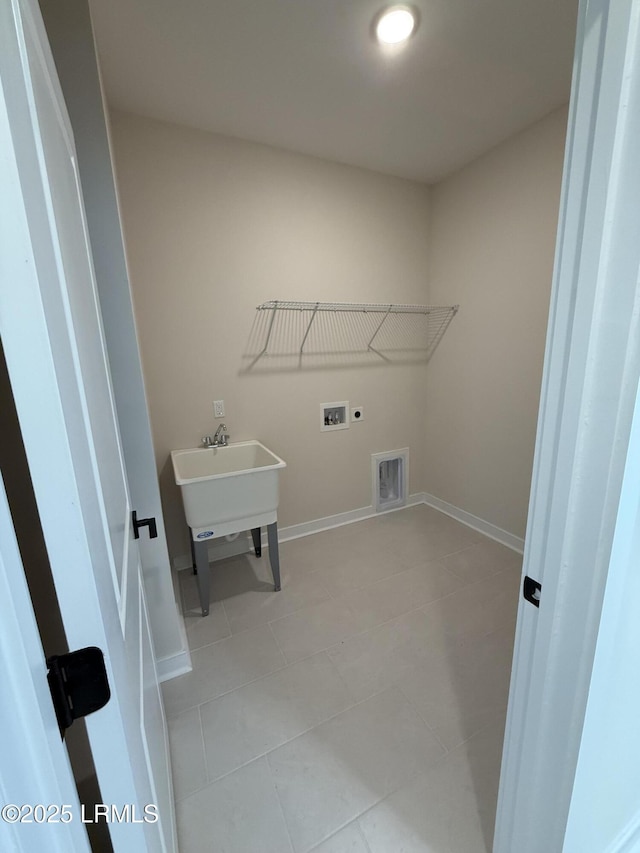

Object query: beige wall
[110,107,567,558]
[425,107,568,538]
[110,112,432,561]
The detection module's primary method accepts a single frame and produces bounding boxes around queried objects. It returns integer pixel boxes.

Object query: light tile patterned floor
[164,505,521,852]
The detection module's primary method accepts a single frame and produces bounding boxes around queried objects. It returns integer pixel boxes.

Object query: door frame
[0,0,175,848]
[495,1,640,850]
[2,0,639,849]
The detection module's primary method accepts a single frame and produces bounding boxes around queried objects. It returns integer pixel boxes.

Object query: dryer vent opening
[372,449,409,512]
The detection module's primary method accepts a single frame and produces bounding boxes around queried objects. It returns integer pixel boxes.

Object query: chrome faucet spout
[202,425,230,448]
[213,424,229,446]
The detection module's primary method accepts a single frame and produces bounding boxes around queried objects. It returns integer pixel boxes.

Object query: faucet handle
[201,435,213,447]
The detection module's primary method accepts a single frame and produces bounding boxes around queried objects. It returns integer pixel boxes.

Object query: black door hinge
[523,575,542,608]
[132,510,158,540]
[47,646,111,738]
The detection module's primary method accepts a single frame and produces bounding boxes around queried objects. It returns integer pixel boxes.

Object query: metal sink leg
[267,522,281,591]
[192,535,211,617]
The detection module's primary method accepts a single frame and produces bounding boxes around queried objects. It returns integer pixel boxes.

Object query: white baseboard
[173,554,191,572]
[156,648,192,682]
[278,492,425,543]
[172,490,523,570]
[422,492,525,554]
[172,494,424,571]
[157,575,193,682]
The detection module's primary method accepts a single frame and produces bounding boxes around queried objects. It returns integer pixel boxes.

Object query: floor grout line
[173,654,513,778]
[395,680,451,754]
[218,598,232,638]
[197,703,210,785]
[173,676,441,796]
[345,739,471,842]
[185,644,521,804]
[264,754,296,853]
[305,816,372,852]
[177,536,519,654]
[266,618,287,663]
[169,564,519,720]
[171,505,517,850]
[299,748,453,853]
[355,819,373,853]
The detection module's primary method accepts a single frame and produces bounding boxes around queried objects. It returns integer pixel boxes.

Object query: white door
[0,0,176,850]
[0,475,91,853]
[494,1,640,850]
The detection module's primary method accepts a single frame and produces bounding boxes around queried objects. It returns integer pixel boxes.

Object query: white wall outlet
[213,400,225,418]
[351,406,364,423]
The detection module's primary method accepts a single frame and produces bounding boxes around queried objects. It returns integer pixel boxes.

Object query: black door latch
[47,646,111,738]
[132,510,158,540]
[523,575,542,608]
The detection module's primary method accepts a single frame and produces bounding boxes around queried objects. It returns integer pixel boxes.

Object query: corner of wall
[423,107,569,540]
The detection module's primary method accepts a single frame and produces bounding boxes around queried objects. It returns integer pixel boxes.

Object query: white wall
[425,107,568,538]
[109,112,432,562]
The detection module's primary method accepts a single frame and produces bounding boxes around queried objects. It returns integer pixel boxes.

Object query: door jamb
[495,1,640,849]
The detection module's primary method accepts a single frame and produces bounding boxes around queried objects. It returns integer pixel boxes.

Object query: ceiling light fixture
[375,5,418,45]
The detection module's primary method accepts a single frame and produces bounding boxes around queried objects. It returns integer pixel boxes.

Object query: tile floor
[164,504,522,853]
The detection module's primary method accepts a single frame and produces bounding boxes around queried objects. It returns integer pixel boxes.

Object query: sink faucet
[202,424,229,448]
[214,424,229,446]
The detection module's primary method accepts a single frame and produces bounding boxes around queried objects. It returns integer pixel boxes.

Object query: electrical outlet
[351,406,364,422]
[213,400,225,418]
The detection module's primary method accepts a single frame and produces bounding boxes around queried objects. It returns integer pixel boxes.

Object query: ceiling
[88,0,578,184]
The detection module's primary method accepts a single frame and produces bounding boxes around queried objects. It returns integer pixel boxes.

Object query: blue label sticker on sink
[196,531,214,539]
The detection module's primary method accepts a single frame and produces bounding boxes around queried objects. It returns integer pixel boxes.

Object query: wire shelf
[243,300,459,371]
[257,300,450,315]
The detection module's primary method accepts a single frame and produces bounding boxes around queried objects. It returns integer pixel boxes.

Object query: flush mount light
[375,4,418,45]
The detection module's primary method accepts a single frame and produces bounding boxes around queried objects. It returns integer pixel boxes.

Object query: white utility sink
[172,440,287,616]
[171,440,286,540]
